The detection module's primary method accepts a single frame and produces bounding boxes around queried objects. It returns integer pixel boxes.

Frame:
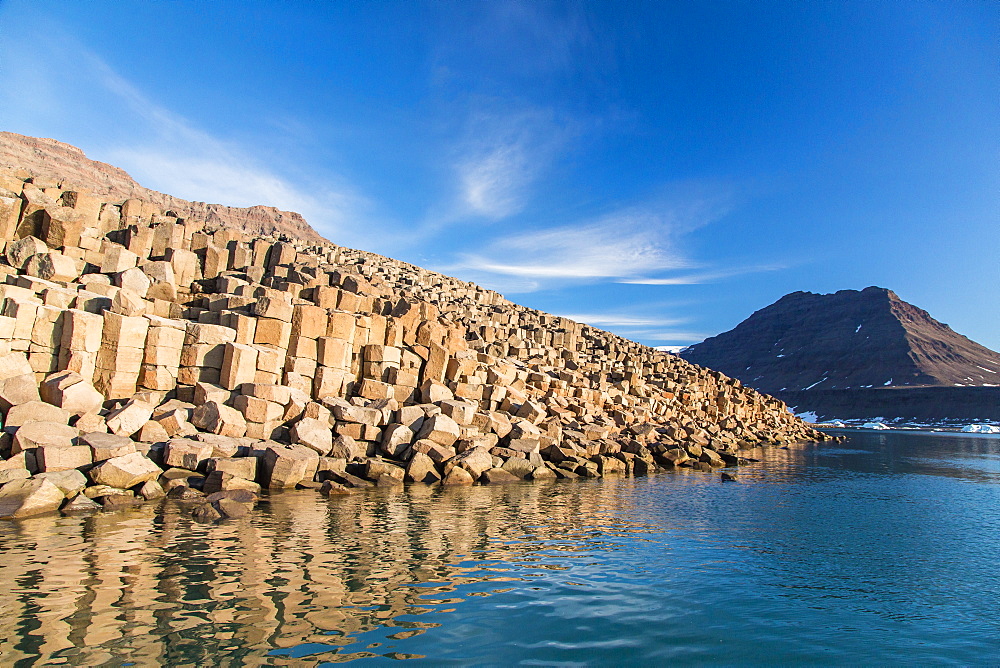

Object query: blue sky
[1,1,997,349]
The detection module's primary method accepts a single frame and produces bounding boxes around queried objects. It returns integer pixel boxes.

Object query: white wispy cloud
[556,313,688,328]
[620,264,786,285]
[433,105,568,226]
[0,33,371,244]
[449,207,691,288]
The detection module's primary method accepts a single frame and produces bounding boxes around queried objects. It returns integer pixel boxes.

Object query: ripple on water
[0,433,999,664]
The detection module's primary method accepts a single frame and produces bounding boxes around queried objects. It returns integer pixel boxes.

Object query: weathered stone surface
[40,370,104,415]
[89,452,161,489]
[442,466,475,486]
[62,493,101,513]
[445,446,493,479]
[206,456,257,480]
[7,401,71,428]
[12,422,78,453]
[416,414,460,447]
[37,445,92,472]
[263,443,319,489]
[481,468,520,484]
[191,401,247,437]
[81,432,136,461]
[381,423,414,459]
[291,417,333,455]
[163,439,214,471]
[404,451,441,483]
[0,478,65,519]
[202,470,260,495]
[105,400,155,437]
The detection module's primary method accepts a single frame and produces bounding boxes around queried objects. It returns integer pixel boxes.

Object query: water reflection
[0,479,661,666]
[2,432,999,665]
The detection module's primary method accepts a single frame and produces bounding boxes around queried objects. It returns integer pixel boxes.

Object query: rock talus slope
[0,135,827,520]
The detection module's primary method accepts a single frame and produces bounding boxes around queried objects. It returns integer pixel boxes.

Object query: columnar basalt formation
[0,151,828,520]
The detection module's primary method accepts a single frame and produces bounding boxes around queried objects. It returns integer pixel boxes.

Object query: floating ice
[961,424,1000,434]
[861,422,890,430]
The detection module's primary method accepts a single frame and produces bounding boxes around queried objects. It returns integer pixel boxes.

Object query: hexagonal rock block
[262,444,319,489]
[40,371,105,416]
[0,478,66,519]
[6,401,71,429]
[191,401,247,438]
[404,452,441,484]
[35,469,88,497]
[443,446,493,480]
[416,414,460,447]
[12,422,79,454]
[36,445,93,472]
[80,432,136,461]
[88,452,162,489]
[163,439,215,471]
[105,400,155,437]
[291,417,333,455]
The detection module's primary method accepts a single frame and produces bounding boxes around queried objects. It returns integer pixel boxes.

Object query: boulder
[12,422,78,453]
[36,445,92,472]
[39,371,104,415]
[162,439,214,471]
[7,401,71,429]
[404,451,441,484]
[61,494,101,513]
[381,423,414,459]
[481,468,520,484]
[81,432,136,461]
[6,236,48,270]
[88,452,162,489]
[416,414,460,447]
[444,446,493,479]
[442,466,475,486]
[105,400,155,437]
[0,373,41,410]
[262,444,319,489]
[290,417,333,455]
[191,401,247,438]
[0,478,65,519]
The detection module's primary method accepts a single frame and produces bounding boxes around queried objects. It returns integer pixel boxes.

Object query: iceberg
[861,422,890,430]
[961,424,1000,434]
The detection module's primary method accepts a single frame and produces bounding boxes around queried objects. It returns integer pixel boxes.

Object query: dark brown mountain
[0,131,326,244]
[680,286,1000,397]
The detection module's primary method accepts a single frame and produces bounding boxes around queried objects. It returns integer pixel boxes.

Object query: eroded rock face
[0,478,65,519]
[88,452,162,489]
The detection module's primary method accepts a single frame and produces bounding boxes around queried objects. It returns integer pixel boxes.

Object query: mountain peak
[680,288,1000,395]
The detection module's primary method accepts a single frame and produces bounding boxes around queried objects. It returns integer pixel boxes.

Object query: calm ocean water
[2,430,999,666]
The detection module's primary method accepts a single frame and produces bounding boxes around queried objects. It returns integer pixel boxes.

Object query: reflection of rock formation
[0,481,657,665]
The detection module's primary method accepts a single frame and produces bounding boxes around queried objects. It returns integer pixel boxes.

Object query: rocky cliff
[0,134,828,521]
[0,132,325,244]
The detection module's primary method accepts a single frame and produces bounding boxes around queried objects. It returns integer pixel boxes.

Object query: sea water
[1,430,999,666]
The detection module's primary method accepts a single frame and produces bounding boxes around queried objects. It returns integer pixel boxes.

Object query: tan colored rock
[36,469,88,497]
[0,478,65,519]
[291,417,333,455]
[105,399,155,437]
[12,422,78,454]
[88,452,161,489]
[263,443,319,488]
[404,451,441,483]
[81,432,136,461]
[191,401,247,437]
[39,370,104,415]
[6,236,48,269]
[442,466,474,485]
[416,414,460,447]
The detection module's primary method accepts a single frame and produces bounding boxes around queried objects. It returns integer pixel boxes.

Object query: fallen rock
[0,478,65,519]
[88,452,162,489]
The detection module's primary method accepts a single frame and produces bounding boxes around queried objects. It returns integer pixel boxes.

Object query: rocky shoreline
[0,144,832,522]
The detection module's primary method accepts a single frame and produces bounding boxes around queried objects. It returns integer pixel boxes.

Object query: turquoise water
[1,430,999,665]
